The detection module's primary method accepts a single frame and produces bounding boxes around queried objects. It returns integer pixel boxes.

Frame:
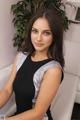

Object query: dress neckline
[28,54,53,63]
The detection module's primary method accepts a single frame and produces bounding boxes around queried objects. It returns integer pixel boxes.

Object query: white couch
[0,65,16,116]
[50,39,80,120]
[64,40,80,104]
[50,40,80,120]
[0,39,80,120]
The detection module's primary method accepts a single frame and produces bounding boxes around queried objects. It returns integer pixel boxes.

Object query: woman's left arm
[7,67,62,120]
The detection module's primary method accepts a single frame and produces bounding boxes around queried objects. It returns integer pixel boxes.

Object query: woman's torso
[13,52,54,120]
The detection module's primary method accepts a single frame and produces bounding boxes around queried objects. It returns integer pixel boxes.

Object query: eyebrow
[32,27,51,32]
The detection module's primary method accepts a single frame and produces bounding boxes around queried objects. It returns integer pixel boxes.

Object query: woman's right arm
[0,52,19,108]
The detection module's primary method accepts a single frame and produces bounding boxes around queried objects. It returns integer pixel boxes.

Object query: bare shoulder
[43,66,62,84]
[48,65,61,72]
[11,51,23,75]
[11,52,20,70]
[45,66,62,77]
[14,51,22,62]
[4,52,22,92]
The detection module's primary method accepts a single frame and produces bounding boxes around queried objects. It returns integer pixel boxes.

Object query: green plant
[11,0,69,50]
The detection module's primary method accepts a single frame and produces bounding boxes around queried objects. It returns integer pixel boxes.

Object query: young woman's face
[31,17,53,53]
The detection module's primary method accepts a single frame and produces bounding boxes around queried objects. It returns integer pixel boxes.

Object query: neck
[31,51,51,61]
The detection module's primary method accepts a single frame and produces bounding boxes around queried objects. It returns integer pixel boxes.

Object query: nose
[37,33,42,42]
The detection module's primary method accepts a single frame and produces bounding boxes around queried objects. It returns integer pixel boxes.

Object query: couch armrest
[0,65,12,89]
[51,72,79,120]
[0,65,16,116]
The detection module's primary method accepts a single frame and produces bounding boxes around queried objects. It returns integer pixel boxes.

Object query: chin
[34,45,47,52]
[34,47,43,51]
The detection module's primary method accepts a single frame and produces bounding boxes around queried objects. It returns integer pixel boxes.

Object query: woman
[0,7,64,120]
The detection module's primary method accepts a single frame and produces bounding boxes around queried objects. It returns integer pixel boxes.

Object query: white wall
[0,0,19,69]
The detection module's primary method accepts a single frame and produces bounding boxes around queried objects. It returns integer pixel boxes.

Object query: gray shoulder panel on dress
[33,60,62,99]
[16,52,28,71]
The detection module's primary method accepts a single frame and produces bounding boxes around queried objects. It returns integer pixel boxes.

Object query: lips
[34,42,43,47]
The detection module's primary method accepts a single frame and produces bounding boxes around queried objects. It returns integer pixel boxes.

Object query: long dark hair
[20,7,65,68]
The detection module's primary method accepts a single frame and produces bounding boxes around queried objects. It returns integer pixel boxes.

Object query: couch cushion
[64,40,80,76]
[77,79,80,91]
[0,65,12,89]
[0,65,16,115]
[51,72,79,120]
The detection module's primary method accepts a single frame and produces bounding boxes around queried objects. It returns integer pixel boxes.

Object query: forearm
[0,90,9,108]
[6,108,43,120]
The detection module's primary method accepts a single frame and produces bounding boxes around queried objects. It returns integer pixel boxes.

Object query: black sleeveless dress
[13,54,53,120]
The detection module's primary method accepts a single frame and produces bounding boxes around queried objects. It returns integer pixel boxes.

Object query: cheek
[31,33,34,43]
[45,36,53,45]
[31,33,37,41]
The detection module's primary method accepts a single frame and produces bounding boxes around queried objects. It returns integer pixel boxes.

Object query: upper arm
[4,52,20,95]
[34,66,62,117]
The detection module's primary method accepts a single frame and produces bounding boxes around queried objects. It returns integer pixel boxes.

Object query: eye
[31,29,38,34]
[43,31,52,36]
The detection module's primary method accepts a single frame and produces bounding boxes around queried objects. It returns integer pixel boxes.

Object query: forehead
[32,17,51,30]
